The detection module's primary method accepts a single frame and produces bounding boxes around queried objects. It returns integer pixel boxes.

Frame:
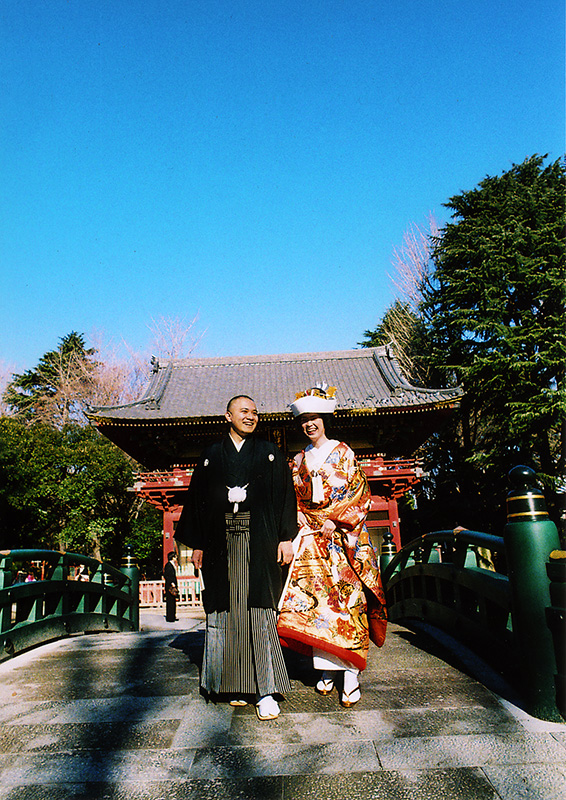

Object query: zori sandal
[315,677,335,696]
[340,686,361,708]
[256,695,280,720]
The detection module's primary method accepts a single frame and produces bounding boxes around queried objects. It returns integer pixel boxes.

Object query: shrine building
[88,346,462,574]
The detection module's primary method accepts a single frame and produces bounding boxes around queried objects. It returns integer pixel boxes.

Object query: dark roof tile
[88,347,462,421]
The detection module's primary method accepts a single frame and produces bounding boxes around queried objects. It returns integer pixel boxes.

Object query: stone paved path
[0,612,564,799]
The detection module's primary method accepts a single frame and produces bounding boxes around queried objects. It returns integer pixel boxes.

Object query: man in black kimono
[175,395,296,720]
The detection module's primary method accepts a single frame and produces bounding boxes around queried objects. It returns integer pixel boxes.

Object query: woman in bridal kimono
[277,385,387,707]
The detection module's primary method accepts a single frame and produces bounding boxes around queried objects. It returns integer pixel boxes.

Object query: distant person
[163,551,179,622]
[278,385,387,707]
[175,395,296,720]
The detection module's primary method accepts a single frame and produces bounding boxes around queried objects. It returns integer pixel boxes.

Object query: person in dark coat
[175,395,296,720]
[163,551,179,622]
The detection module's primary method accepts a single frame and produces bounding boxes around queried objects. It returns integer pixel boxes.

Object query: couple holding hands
[175,386,386,721]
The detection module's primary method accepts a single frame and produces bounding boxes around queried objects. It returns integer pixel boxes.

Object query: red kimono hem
[278,626,367,672]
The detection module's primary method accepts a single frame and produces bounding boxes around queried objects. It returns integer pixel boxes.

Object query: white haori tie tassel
[227,484,248,513]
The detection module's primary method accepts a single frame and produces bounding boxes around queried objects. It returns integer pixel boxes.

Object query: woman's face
[300,414,326,446]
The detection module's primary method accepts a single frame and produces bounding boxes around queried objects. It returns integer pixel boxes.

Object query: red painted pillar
[163,510,176,569]
[388,498,401,550]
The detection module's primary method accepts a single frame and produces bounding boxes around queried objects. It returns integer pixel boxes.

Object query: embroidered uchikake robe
[277,441,387,671]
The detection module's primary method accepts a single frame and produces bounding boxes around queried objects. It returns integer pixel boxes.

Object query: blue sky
[1,0,564,373]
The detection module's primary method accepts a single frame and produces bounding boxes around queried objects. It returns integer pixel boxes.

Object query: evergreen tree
[361,155,565,533]
[0,331,169,569]
[4,332,98,426]
[423,154,565,530]
[0,417,162,570]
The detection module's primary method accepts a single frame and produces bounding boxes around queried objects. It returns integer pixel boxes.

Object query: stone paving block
[1,748,197,785]
[377,629,456,658]
[0,757,13,778]
[275,680,500,716]
[362,666,478,688]
[189,741,381,779]
[246,705,519,744]
[360,680,502,710]
[7,652,199,701]
[379,705,521,738]
[0,777,284,800]
[170,704,238,748]
[481,697,566,736]
[269,690,355,715]
[0,784,89,800]
[11,696,190,725]
[368,650,447,672]
[0,702,50,726]
[0,720,181,754]
[176,777,283,800]
[483,763,566,800]
[377,731,566,771]
[281,767,499,800]
[228,709,394,746]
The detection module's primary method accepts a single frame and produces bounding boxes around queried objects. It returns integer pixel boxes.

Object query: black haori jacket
[175,435,297,613]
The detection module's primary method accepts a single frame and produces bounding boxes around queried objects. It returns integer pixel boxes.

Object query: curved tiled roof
[88,347,462,422]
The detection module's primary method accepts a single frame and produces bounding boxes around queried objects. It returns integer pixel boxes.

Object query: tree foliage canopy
[360,300,432,385]
[0,417,162,573]
[0,332,167,573]
[1,319,203,570]
[364,154,565,532]
[3,332,98,427]
[426,155,564,482]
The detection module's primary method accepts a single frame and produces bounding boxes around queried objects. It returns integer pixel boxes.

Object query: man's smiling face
[226,397,259,440]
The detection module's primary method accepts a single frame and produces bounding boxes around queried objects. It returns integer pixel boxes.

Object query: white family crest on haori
[227,484,248,512]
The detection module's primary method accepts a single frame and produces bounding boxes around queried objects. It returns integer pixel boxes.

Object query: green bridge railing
[381,466,565,723]
[0,546,139,662]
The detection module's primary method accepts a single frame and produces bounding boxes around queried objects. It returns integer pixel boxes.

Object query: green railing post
[504,465,563,721]
[379,531,397,575]
[0,553,13,634]
[0,552,13,590]
[121,545,139,631]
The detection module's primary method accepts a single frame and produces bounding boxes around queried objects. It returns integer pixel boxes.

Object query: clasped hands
[190,518,336,571]
[191,542,294,569]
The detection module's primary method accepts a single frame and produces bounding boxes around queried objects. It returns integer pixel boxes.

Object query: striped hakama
[201,512,291,697]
